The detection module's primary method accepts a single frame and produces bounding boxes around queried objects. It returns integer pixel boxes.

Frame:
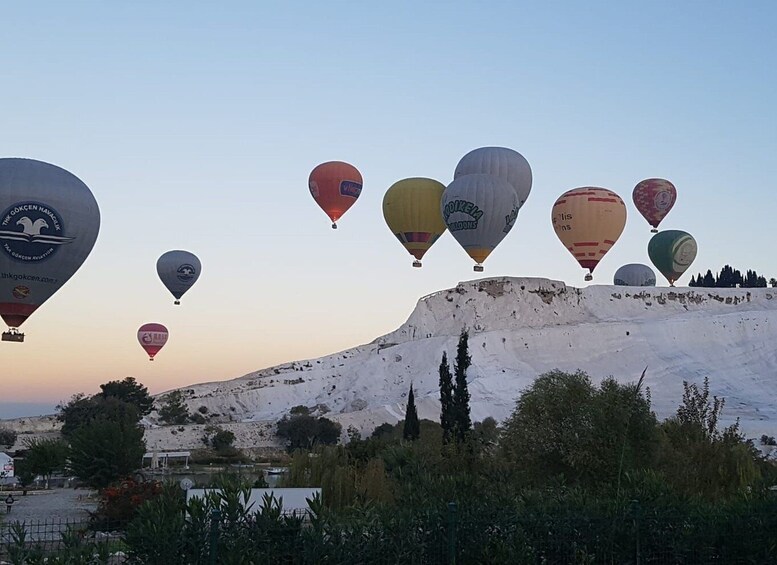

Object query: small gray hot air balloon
[157,250,201,305]
[0,158,100,342]
[614,264,656,287]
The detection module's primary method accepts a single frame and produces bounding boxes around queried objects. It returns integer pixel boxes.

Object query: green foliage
[657,377,761,499]
[158,390,190,425]
[275,412,342,451]
[211,429,236,453]
[57,393,141,437]
[99,376,154,416]
[12,458,36,491]
[68,410,146,488]
[371,423,394,439]
[402,384,420,441]
[438,351,454,444]
[452,328,472,443]
[501,369,659,486]
[0,426,17,447]
[22,437,69,488]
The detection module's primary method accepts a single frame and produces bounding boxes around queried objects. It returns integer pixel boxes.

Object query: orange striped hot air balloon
[552,187,627,281]
[308,161,363,229]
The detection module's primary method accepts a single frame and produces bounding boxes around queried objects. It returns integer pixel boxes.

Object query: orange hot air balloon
[552,187,627,281]
[308,161,363,229]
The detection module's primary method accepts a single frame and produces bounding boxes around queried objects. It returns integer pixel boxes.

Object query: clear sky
[1,1,775,415]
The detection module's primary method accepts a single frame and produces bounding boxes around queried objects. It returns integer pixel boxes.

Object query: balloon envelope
[157,250,201,304]
[552,187,627,280]
[441,174,518,271]
[633,178,676,231]
[0,158,100,331]
[308,161,362,228]
[614,264,656,286]
[382,178,447,267]
[137,323,168,360]
[648,230,697,286]
[454,147,532,208]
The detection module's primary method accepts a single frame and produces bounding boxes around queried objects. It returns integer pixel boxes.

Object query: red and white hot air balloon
[632,178,676,233]
[137,323,168,361]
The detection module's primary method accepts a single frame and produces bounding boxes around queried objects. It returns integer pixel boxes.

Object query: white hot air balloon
[157,250,202,305]
[0,159,100,342]
[441,174,519,272]
[454,147,532,209]
[613,264,656,287]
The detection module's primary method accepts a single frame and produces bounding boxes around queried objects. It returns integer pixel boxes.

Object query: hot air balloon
[614,264,656,286]
[137,323,168,361]
[382,178,447,268]
[441,174,519,272]
[648,230,697,286]
[0,159,100,342]
[633,178,676,233]
[454,147,532,209]
[308,161,363,229]
[552,187,627,281]
[157,250,201,305]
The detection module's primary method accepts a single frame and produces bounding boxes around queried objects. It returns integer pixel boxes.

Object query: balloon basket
[2,329,24,343]
[149,357,154,361]
[651,228,658,233]
[412,260,422,268]
[474,265,484,273]
[584,273,593,281]
[174,300,180,305]
[331,222,338,229]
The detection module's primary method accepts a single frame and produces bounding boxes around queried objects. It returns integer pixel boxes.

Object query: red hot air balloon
[137,323,168,361]
[632,178,676,232]
[308,161,363,229]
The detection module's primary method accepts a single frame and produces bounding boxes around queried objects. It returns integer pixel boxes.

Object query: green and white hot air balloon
[0,159,100,342]
[648,230,697,286]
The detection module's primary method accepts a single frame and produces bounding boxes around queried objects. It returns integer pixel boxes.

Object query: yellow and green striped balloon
[382,178,447,268]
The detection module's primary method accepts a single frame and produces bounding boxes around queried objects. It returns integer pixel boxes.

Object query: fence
[2,502,776,564]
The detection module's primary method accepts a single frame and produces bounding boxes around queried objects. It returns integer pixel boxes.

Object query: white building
[0,452,14,479]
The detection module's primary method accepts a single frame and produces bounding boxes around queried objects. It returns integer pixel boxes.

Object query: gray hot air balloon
[0,158,100,342]
[614,263,656,287]
[157,250,201,305]
[441,174,519,272]
[454,147,532,209]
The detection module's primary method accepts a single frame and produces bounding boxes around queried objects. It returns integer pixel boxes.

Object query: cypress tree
[439,352,454,444]
[452,328,472,443]
[689,275,696,287]
[403,384,420,441]
[702,270,715,287]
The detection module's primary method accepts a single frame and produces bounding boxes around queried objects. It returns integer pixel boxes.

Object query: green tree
[0,426,17,448]
[657,377,760,499]
[438,351,454,444]
[23,437,69,488]
[769,277,776,288]
[501,369,658,486]
[158,390,189,425]
[13,458,35,494]
[276,413,342,451]
[211,429,236,454]
[99,377,153,415]
[68,411,146,488]
[452,328,472,443]
[402,384,420,441]
[702,269,715,287]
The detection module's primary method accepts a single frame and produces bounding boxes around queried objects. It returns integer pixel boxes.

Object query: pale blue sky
[1,1,775,414]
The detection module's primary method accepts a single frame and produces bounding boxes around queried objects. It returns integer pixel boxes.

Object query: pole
[209,509,221,565]
[447,502,457,565]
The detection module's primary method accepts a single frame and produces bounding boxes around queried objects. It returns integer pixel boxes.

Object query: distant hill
[6,277,777,451]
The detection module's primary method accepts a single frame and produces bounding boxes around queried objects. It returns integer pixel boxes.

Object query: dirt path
[2,488,97,526]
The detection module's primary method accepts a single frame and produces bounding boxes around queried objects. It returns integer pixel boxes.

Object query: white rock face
[150,277,777,445]
[6,277,777,450]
